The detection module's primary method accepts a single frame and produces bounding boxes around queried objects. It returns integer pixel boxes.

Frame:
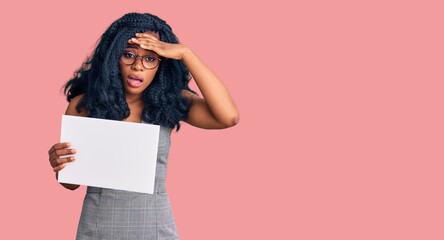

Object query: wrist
[180,46,193,61]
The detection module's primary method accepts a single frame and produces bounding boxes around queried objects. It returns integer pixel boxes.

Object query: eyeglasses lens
[121,52,159,69]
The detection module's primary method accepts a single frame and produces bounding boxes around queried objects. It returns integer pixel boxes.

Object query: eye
[123,52,135,59]
[144,56,156,62]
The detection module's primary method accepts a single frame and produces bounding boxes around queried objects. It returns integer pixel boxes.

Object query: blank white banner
[58,115,160,194]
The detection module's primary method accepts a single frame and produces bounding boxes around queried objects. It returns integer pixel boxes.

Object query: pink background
[1,0,443,239]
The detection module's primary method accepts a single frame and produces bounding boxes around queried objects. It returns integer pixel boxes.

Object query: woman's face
[119,31,161,97]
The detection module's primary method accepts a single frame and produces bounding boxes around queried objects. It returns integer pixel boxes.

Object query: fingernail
[71,149,76,154]
[71,157,76,161]
[131,38,136,41]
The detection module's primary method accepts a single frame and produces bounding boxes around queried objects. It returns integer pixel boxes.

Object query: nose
[131,56,144,71]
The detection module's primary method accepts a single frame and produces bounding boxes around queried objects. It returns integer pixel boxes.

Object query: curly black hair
[61,12,196,132]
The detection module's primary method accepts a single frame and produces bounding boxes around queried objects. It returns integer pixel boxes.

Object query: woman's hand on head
[48,142,76,172]
[128,32,190,61]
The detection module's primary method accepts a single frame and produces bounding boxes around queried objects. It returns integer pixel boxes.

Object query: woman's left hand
[128,33,189,60]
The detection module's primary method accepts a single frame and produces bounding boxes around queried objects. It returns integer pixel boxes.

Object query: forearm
[181,47,239,126]
[56,172,80,190]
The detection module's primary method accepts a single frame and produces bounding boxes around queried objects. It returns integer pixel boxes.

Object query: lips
[127,74,144,88]
[128,74,144,82]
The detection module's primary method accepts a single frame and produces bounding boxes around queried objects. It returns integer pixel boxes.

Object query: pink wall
[1,0,443,239]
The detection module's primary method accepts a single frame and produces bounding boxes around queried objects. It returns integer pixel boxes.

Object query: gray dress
[76,124,179,240]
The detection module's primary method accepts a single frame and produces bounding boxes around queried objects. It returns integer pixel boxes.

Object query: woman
[47,12,239,239]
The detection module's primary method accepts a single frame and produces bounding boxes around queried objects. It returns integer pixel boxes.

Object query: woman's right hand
[48,142,76,172]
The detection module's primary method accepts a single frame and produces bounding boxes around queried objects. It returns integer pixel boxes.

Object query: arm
[129,32,239,129]
[180,47,239,129]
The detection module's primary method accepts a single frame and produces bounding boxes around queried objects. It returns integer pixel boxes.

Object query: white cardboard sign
[58,115,160,194]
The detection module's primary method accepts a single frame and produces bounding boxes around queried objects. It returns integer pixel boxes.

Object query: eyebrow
[125,44,158,55]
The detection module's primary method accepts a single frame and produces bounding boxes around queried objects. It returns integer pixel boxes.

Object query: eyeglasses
[120,51,162,69]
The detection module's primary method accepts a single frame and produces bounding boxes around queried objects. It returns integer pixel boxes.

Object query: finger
[130,39,157,51]
[53,156,76,167]
[135,33,158,39]
[131,36,160,45]
[129,38,154,46]
[132,34,154,39]
[50,157,60,168]
[139,43,156,51]
[49,152,60,164]
[49,148,76,163]
[53,163,67,172]
[127,39,161,57]
[56,148,77,157]
[48,142,71,155]
[128,38,144,47]
[50,156,58,168]
[129,38,147,45]
[135,36,158,42]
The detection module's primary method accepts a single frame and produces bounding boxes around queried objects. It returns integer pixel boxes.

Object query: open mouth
[127,77,143,87]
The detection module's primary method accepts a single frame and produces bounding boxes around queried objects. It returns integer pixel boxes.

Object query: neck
[125,93,144,105]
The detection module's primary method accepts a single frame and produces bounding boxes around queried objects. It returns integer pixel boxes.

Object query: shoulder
[65,93,88,117]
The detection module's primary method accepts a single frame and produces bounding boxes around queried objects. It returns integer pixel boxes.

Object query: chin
[125,86,145,94]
